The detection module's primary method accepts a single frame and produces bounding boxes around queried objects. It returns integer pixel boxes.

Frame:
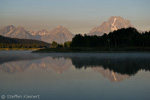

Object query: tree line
[70,27,150,48]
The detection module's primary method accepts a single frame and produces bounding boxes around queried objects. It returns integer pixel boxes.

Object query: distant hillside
[0,35,50,48]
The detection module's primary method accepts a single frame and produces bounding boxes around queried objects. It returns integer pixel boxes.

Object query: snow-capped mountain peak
[88,16,133,36]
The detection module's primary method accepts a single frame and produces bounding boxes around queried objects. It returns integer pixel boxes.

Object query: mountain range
[0,16,134,43]
[0,25,74,43]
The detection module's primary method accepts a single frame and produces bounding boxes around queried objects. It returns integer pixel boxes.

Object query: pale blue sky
[0,0,150,34]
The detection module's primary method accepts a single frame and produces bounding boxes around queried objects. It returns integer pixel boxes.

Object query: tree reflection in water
[0,52,150,82]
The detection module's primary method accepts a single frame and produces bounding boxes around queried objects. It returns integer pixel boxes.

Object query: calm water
[0,51,150,100]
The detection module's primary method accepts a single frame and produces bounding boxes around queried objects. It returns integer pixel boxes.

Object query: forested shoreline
[34,27,150,52]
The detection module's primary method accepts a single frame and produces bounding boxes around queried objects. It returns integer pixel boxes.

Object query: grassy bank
[0,48,43,51]
[32,47,150,53]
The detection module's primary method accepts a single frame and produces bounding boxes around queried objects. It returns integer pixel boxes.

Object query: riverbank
[32,47,150,53]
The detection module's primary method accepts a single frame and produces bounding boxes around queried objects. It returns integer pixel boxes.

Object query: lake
[0,51,150,100]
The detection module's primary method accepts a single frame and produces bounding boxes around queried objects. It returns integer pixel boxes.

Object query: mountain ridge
[0,25,74,43]
[41,25,74,43]
[0,16,137,43]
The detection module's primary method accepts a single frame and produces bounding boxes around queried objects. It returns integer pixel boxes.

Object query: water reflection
[71,56,150,75]
[0,52,150,82]
[0,57,72,74]
[92,67,129,82]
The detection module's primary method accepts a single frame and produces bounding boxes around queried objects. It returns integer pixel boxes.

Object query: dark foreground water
[0,51,150,100]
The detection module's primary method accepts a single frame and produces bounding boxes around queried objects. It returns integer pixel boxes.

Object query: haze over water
[0,51,150,100]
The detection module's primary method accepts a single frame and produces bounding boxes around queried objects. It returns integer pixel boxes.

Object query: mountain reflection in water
[0,51,150,82]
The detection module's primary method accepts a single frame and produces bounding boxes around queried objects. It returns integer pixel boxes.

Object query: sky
[0,0,150,34]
